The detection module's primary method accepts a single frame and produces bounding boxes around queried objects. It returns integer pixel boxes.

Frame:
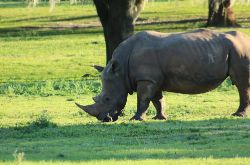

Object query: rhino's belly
[163,65,228,94]
[164,77,226,94]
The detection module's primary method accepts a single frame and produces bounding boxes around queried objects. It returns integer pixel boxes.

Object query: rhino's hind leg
[229,63,250,117]
[152,91,167,120]
[130,81,159,121]
[232,84,250,117]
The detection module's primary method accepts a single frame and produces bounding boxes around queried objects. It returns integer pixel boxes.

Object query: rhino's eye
[105,97,110,102]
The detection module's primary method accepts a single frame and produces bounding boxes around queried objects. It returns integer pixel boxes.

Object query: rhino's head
[76,60,128,122]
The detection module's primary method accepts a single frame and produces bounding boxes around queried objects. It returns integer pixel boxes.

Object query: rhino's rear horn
[92,65,104,72]
[92,96,99,103]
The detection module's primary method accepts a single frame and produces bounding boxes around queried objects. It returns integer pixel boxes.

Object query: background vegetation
[1,0,250,164]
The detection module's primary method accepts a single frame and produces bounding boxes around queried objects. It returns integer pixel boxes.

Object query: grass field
[1,1,250,164]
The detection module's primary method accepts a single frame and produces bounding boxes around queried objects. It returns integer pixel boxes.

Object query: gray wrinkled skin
[76,29,250,121]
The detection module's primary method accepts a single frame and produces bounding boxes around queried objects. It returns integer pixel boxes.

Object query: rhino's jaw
[97,109,123,122]
[96,111,111,122]
[76,98,126,122]
[110,109,124,121]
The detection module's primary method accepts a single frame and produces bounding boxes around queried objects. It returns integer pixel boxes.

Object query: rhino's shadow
[0,118,250,162]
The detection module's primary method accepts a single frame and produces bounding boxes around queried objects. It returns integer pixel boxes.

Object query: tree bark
[93,0,145,64]
[207,0,237,27]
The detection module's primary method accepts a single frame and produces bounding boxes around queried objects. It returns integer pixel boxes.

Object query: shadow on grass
[2,17,250,39]
[0,20,205,38]
[7,15,97,23]
[0,26,103,38]
[0,118,250,161]
[48,15,97,22]
[136,18,207,26]
[0,17,220,39]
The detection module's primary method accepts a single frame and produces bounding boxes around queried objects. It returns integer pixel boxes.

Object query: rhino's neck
[113,39,135,95]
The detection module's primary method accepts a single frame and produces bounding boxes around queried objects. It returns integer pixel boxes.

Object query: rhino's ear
[107,60,118,73]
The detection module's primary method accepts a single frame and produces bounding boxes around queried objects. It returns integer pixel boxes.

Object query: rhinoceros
[76,29,250,122]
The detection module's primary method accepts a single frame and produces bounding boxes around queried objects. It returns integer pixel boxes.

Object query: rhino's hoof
[152,115,167,120]
[130,115,144,121]
[232,112,247,117]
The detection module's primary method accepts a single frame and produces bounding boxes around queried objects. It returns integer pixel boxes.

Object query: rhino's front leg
[130,81,158,121]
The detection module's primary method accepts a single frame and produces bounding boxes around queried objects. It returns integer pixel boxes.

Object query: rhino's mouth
[75,102,124,122]
[97,109,123,122]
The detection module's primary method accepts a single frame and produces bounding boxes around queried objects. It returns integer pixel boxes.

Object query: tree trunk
[93,0,145,64]
[207,0,237,27]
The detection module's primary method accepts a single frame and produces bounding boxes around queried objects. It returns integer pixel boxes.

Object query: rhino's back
[130,29,230,94]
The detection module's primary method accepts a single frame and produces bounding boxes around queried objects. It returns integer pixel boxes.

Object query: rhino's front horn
[75,102,98,117]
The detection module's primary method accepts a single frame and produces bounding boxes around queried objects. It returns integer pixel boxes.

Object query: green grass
[1,91,249,164]
[1,0,250,164]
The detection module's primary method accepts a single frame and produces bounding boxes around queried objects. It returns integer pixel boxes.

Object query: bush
[29,110,57,129]
[0,79,101,96]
